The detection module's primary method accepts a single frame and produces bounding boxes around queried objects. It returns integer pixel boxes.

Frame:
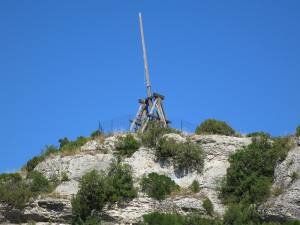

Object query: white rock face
[162,133,187,143]
[0,134,252,224]
[259,146,300,221]
[54,180,79,199]
[125,134,251,217]
[35,153,115,181]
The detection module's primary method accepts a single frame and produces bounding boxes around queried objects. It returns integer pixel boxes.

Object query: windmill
[130,13,170,133]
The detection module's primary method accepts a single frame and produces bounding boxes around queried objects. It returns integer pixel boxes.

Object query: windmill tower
[130,13,170,133]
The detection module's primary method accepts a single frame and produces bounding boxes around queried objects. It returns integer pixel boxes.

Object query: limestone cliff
[1,134,299,225]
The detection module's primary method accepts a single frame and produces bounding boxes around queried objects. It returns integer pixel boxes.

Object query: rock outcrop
[259,145,300,221]
[5,133,300,224]
[6,133,249,224]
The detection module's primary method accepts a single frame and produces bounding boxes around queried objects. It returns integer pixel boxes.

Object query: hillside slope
[0,133,299,224]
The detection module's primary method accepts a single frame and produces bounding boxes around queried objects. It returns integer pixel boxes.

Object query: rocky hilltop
[0,132,300,225]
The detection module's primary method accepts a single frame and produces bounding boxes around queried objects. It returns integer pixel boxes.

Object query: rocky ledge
[259,145,300,221]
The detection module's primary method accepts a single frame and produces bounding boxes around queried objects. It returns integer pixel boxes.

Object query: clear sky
[0,1,299,172]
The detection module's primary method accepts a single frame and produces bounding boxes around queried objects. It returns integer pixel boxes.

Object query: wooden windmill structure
[130,13,170,133]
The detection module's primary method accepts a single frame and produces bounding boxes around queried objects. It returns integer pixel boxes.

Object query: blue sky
[0,1,299,172]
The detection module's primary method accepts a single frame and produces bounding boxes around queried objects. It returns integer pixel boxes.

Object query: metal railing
[97,115,197,134]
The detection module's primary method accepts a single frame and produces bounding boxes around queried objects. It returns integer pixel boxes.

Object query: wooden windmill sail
[130,13,170,133]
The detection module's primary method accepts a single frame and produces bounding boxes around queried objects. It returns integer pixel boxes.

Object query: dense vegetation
[247,131,271,139]
[0,171,56,209]
[202,197,214,216]
[220,136,293,205]
[195,119,236,136]
[139,212,222,225]
[116,134,141,157]
[139,211,300,225]
[59,136,91,155]
[72,162,137,223]
[156,138,204,173]
[189,180,200,193]
[140,172,179,200]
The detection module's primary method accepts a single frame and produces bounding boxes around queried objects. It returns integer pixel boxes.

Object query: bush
[0,173,30,209]
[140,122,179,148]
[60,136,91,154]
[189,180,200,193]
[91,130,103,139]
[296,125,300,137]
[142,212,185,225]
[59,137,70,148]
[247,131,271,139]
[27,171,51,193]
[140,212,222,225]
[72,162,136,222]
[195,119,235,136]
[72,170,108,221]
[291,172,299,182]
[221,137,292,205]
[156,138,204,173]
[140,173,179,200]
[106,162,137,202]
[202,197,214,216]
[0,172,54,209]
[42,145,59,157]
[140,211,299,225]
[223,204,260,225]
[25,156,44,173]
[116,134,141,157]
[61,171,70,182]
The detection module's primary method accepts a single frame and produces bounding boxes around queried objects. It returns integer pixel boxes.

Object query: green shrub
[202,197,214,216]
[60,136,91,154]
[140,211,300,225]
[189,180,200,193]
[27,171,51,193]
[59,137,70,148]
[296,125,300,137]
[42,145,59,157]
[140,122,179,148]
[116,134,141,157]
[156,137,178,159]
[223,204,260,225]
[0,173,30,208]
[72,162,136,222]
[72,170,108,221]
[0,172,55,209]
[61,172,70,182]
[140,172,179,200]
[283,221,300,225]
[106,162,137,202]
[25,156,44,172]
[195,119,235,136]
[174,141,205,173]
[291,172,299,182]
[156,138,204,173]
[91,130,103,139]
[185,214,222,225]
[221,137,292,205]
[140,212,222,225]
[142,212,185,225]
[247,131,271,139]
